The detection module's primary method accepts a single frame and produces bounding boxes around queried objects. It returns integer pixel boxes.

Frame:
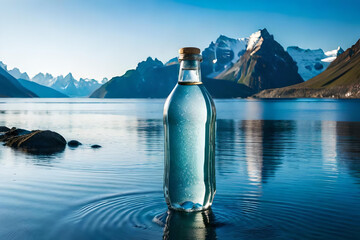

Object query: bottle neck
[178,60,202,85]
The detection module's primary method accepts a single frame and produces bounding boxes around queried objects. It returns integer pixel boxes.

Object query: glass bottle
[163,47,216,212]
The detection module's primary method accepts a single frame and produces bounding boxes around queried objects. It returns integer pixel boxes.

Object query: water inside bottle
[164,83,216,212]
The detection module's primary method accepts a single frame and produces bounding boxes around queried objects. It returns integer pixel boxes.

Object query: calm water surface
[0,98,359,240]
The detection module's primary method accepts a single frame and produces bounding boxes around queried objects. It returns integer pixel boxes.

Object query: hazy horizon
[0,0,359,80]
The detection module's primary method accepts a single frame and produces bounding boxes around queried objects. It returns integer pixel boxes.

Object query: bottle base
[168,201,211,212]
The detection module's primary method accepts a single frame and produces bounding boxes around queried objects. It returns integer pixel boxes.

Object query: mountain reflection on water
[0,99,359,240]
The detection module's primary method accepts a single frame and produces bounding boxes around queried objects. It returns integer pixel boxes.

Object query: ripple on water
[47,191,359,240]
[48,191,238,240]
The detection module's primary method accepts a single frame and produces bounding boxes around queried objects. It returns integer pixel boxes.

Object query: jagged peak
[54,75,64,80]
[260,28,271,38]
[337,46,344,55]
[45,73,53,78]
[34,72,45,77]
[246,28,275,51]
[136,57,163,75]
[139,57,163,66]
[0,61,7,71]
[65,72,74,78]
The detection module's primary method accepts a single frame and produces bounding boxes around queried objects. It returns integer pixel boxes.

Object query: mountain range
[34,73,104,97]
[91,28,348,99]
[254,39,360,98]
[92,28,305,98]
[0,28,354,99]
[0,62,106,97]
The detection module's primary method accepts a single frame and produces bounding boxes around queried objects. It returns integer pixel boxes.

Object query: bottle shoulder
[164,84,216,121]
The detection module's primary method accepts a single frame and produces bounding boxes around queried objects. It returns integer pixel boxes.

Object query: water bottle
[163,47,216,212]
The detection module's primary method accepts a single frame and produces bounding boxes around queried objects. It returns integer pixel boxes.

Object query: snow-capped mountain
[246,30,262,51]
[202,35,247,77]
[0,61,30,80]
[0,61,101,97]
[8,68,30,81]
[32,72,54,86]
[287,46,344,81]
[216,28,303,92]
[34,73,102,97]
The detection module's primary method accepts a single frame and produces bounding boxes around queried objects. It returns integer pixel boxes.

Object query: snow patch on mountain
[322,46,344,63]
[246,30,261,51]
[287,46,343,81]
[324,46,344,57]
[202,35,248,78]
[32,73,54,86]
[216,35,248,64]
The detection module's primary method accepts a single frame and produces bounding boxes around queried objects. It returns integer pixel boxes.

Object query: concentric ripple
[48,191,241,240]
[46,190,360,240]
[48,191,164,240]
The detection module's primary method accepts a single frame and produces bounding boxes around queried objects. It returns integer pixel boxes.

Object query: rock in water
[2,129,66,154]
[7,127,30,136]
[91,144,101,149]
[68,140,82,147]
[0,127,31,141]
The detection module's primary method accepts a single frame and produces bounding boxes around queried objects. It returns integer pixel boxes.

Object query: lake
[0,98,359,240]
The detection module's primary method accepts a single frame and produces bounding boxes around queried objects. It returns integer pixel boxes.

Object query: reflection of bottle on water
[163,47,216,212]
[163,209,217,240]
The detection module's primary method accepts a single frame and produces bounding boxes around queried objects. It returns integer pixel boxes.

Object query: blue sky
[0,0,359,80]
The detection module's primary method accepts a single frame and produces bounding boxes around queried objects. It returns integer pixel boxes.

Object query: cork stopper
[178,47,202,62]
[179,47,201,55]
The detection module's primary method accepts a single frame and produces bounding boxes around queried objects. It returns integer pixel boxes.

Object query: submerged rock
[68,140,82,147]
[91,144,101,149]
[1,128,66,154]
